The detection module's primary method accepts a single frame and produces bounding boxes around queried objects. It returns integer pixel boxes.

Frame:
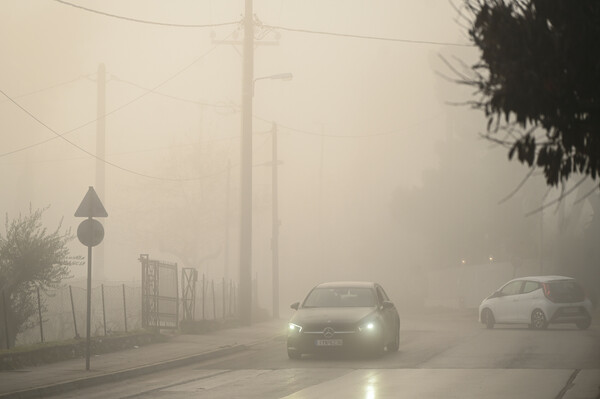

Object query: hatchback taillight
[542,283,554,302]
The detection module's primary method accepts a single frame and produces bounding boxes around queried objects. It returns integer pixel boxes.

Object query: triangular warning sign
[75,186,108,217]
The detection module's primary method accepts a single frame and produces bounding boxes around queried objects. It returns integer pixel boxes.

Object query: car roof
[315,281,377,289]
[510,275,574,283]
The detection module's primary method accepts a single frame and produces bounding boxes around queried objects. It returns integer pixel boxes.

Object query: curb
[0,344,247,399]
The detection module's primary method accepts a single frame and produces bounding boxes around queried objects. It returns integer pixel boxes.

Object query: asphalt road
[47,311,600,399]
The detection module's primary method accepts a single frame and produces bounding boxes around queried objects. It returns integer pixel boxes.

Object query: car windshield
[302,287,377,308]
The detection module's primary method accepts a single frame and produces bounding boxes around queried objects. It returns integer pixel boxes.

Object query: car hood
[290,307,376,326]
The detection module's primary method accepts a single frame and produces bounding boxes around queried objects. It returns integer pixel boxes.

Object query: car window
[303,287,377,307]
[500,281,523,296]
[375,287,388,303]
[547,280,585,302]
[377,286,390,302]
[522,281,540,294]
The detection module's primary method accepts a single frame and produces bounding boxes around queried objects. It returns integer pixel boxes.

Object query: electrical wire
[0,73,94,104]
[0,87,207,181]
[52,0,241,28]
[261,23,473,47]
[0,29,238,159]
[253,112,443,139]
[0,132,272,181]
[109,75,237,111]
[53,0,468,46]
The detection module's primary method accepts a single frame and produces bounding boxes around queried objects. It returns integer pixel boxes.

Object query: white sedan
[479,276,593,330]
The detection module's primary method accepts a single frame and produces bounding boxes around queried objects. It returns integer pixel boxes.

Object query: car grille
[302,323,356,335]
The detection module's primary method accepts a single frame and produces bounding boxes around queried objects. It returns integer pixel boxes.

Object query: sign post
[75,186,107,371]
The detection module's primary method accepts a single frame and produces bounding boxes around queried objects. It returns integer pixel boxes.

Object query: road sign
[75,186,108,218]
[74,186,108,371]
[77,219,104,247]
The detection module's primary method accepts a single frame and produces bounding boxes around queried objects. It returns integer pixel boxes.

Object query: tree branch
[498,166,537,204]
[525,176,589,216]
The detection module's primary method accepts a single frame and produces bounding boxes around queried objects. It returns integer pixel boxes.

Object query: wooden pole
[2,291,10,349]
[212,280,216,320]
[37,287,44,343]
[69,285,79,338]
[122,284,128,332]
[222,278,226,319]
[101,284,107,336]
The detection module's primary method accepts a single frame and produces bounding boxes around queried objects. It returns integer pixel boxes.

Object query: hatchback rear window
[544,280,585,303]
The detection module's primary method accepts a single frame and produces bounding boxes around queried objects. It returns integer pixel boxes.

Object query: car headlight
[358,321,377,333]
[288,323,302,334]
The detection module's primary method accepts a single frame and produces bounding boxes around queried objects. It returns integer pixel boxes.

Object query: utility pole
[271,123,280,319]
[95,63,106,282]
[224,161,231,282]
[540,208,544,275]
[239,0,254,325]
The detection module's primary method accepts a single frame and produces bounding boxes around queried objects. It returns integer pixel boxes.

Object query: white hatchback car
[479,276,593,330]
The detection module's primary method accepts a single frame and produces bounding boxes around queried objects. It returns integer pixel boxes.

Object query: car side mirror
[382,301,394,309]
[290,302,300,310]
[490,291,503,299]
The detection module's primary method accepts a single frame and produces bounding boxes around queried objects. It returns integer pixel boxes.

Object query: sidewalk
[0,320,287,399]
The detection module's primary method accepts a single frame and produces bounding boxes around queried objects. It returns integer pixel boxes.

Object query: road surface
[48,311,600,398]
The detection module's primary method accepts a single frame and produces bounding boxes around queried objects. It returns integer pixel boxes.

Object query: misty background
[1,0,597,317]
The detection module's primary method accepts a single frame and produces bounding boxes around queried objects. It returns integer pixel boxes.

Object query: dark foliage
[465,0,600,187]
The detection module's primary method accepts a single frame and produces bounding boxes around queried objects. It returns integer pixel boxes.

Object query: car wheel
[388,325,400,352]
[482,309,495,329]
[531,309,548,330]
[368,334,386,358]
[287,348,301,359]
[374,341,385,357]
[576,317,591,330]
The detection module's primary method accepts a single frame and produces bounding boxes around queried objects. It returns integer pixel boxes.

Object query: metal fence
[191,276,238,322]
[1,284,141,348]
[2,276,238,350]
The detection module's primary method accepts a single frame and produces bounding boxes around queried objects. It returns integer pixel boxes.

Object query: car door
[493,280,524,322]
[513,281,541,322]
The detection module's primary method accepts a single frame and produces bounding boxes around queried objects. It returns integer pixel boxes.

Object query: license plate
[562,307,579,314]
[315,339,343,346]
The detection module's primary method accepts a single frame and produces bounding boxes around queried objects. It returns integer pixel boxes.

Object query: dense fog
[1,0,598,320]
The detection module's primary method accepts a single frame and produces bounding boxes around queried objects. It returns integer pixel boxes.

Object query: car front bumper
[287,330,383,355]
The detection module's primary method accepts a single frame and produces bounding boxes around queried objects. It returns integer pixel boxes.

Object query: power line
[0,88,269,182]
[253,113,443,139]
[53,0,241,28]
[0,30,237,159]
[219,101,443,139]
[1,136,243,166]
[0,87,205,181]
[109,75,237,112]
[261,23,473,47]
[0,103,269,181]
[0,73,94,104]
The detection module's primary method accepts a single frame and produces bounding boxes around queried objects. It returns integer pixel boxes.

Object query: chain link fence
[3,284,142,348]
[2,280,239,349]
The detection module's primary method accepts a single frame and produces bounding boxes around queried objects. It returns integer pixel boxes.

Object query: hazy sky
[0,1,486,308]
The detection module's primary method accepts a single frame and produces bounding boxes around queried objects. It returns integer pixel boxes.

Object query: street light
[240,71,292,324]
[253,73,294,96]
